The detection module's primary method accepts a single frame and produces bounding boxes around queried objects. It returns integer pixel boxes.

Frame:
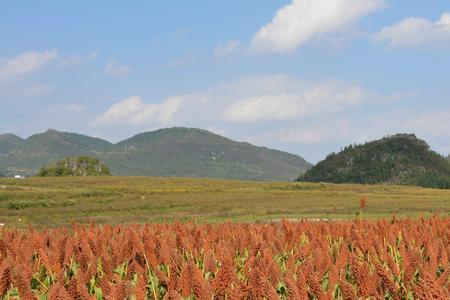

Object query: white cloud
[94,96,144,125]
[374,13,450,49]
[65,104,85,113]
[93,75,372,128]
[243,107,450,154]
[288,110,450,145]
[248,118,353,145]
[0,50,57,81]
[104,59,133,78]
[356,110,450,150]
[60,51,99,66]
[279,124,349,144]
[250,0,385,53]
[222,82,365,122]
[93,96,183,126]
[131,97,183,124]
[213,40,241,57]
[399,110,450,137]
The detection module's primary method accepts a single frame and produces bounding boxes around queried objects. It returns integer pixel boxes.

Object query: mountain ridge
[0,127,311,181]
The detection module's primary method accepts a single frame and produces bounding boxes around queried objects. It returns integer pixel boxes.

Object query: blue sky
[1,0,450,163]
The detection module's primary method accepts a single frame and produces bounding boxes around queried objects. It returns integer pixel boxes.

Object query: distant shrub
[36,156,111,177]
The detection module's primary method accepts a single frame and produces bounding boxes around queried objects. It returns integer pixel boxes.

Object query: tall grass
[0,177,449,228]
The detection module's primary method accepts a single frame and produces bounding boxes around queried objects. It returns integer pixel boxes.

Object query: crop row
[0,217,449,299]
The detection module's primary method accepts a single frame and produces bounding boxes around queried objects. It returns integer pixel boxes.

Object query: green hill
[0,129,112,175]
[106,127,310,180]
[298,134,450,189]
[0,134,23,155]
[0,127,311,181]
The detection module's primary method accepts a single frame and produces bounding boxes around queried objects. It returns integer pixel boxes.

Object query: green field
[0,176,449,228]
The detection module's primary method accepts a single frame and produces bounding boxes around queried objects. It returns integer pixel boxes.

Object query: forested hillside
[298,134,450,189]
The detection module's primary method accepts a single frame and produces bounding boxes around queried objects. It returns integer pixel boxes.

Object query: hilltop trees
[36,156,111,177]
[298,134,450,189]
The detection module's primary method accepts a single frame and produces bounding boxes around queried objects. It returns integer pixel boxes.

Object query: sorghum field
[0,217,449,299]
[1,177,450,299]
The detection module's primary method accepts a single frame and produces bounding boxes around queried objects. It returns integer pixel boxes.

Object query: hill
[0,128,311,181]
[0,129,112,175]
[36,156,111,177]
[298,134,450,189]
[0,134,23,155]
[107,127,310,180]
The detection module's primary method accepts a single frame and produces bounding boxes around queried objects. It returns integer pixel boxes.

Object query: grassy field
[0,176,449,228]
